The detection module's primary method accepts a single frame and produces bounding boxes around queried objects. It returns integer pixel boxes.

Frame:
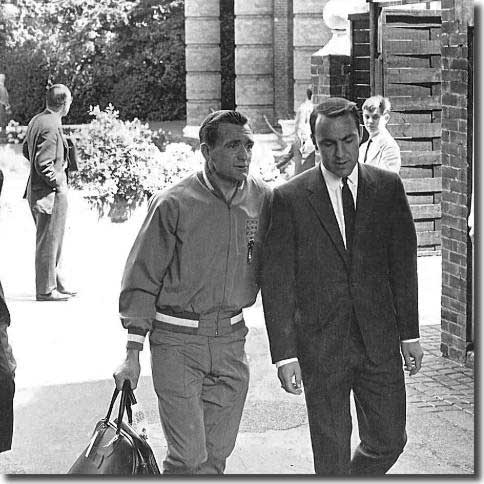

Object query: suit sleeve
[34,128,63,188]
[119,193,178,350]
[261,188,299,363]
[388,175,419,340]
[22,140,29,160]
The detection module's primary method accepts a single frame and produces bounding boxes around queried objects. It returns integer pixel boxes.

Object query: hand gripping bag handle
[104,380,137,434]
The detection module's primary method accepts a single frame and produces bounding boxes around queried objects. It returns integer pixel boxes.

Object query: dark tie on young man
[363,138,372,163]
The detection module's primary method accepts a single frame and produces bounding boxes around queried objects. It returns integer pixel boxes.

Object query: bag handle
[104,380,137,434]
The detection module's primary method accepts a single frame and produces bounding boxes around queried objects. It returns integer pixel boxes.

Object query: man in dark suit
[261,97,424,475]
[23,84,77,301]
[0,171,16,453]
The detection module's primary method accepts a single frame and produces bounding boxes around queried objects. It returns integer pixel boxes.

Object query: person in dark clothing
[0,169,16,453]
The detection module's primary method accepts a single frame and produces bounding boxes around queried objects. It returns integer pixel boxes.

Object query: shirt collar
[369,127,388,141]
[45,108,62,125]
[320,162,358,190]
[202,164,246,195]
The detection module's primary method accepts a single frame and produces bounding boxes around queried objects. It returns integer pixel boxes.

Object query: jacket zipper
[216,204,232,336]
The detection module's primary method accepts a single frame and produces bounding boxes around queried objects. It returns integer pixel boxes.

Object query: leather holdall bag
[68,381,160,475]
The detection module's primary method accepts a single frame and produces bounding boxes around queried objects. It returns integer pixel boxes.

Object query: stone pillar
[234,0,274,132]
[184,0,221,135]
[273,0,294,120]
[293,0,331,111]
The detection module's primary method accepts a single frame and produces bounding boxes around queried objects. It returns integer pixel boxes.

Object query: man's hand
[113,349,141,390]
[278,361,303,395]
[401,341,424,376]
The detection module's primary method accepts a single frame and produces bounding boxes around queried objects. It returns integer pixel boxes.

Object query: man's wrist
[401,338,419,343]
[126,348,140,360]
[275,357,299,368]
[127,331,146,351]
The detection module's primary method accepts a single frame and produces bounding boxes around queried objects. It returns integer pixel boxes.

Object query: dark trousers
[30,192,68,295]
[302,323,407,476]
[0,283,15,453]
[0,373,14,453]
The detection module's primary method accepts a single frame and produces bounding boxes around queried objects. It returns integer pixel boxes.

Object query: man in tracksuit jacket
[114,110,272,474]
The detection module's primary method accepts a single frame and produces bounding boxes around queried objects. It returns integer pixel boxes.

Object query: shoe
[36,289,71,301]
[57,287,78,297]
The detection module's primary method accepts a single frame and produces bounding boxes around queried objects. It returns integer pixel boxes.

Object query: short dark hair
[306,88,313,100]
[46,84,71,111]
[199,110,250,147]
[309,97,361,140]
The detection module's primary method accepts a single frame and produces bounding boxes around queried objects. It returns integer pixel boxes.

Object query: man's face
[203,123,254,183]
[62,93,72,117]
[314,113,360,178]
[363,108,389,136]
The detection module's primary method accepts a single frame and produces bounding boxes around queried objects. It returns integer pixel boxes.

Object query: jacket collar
[306,167,349,268]
[305,163,377,270]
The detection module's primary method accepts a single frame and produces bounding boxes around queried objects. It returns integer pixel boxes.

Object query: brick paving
[405,325,474,415]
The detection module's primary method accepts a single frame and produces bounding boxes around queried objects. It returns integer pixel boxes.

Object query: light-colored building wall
[235,0,275,131]
[185,0,221,127]
[293,0,331,111]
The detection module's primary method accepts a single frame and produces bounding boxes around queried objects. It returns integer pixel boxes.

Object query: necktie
[363,138,372,163]
[342,177,355,252]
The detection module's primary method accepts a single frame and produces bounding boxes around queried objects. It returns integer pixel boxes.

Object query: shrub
[70,104,200,221]
[250,143,286,187]
[143,143,202,198]
[70,104,161,221]
[5,120,27,144]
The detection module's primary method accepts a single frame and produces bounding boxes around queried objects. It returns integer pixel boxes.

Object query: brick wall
[273,0,294,119]
[440,0,473,363]
[311,54,351,104]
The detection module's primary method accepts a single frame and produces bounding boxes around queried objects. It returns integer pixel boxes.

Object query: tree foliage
[0,0,185,124]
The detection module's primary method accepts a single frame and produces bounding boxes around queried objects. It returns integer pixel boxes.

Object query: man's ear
[200,143,210,162]
[383,112,390,125]
[311,135,318,151]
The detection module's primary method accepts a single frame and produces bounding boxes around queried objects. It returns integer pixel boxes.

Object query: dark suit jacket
[22,110,70,214]
[261,164,419,371]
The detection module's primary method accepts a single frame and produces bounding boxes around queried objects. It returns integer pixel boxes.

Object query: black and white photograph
[0,0,476,476]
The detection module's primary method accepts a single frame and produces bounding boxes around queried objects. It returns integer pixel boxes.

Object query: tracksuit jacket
[119,170,272,350]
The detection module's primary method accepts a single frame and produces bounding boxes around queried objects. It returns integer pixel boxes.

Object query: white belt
[155,311,243,328]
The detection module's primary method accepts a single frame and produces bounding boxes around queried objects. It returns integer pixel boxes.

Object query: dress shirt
[320,163,357,250]
[275,162,417,369]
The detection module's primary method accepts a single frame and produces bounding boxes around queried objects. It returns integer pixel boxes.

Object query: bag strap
[104,387,120,422]
[104,381,137,434]
[115,380,137,435]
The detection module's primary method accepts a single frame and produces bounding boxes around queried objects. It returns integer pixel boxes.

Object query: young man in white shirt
[359,95,401,173]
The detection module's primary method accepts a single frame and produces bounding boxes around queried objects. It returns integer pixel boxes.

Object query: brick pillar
[234,0,274,132]
[440,0,473,363]
[185,0,221,131]
[311,53,351,104]
[293,0,331,111]
[273,0,294,120]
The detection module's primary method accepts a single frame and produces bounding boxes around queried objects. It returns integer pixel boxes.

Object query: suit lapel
[353,163,376,249]
[306,167,349,269]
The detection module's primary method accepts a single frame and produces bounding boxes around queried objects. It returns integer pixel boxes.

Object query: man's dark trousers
[301,317,406,476]
[0,280,15,453]
[31,192,68,295]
